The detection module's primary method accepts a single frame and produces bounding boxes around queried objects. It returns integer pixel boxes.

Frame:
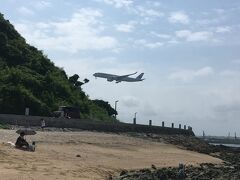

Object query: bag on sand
[28,142,36,152]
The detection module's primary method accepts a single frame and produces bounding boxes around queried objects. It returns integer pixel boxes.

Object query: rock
[120,170,127,176]
[76,154,81,157]
[139,168,151,174]
[151,164,157,170]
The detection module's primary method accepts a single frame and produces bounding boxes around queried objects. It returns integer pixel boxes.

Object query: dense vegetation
[0,13,116,122]
[92,100,117,117]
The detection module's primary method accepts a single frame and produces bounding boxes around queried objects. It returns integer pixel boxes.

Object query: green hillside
[0,13,116,122]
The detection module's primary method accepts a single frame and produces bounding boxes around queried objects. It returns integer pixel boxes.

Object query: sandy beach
[0,129,221,180]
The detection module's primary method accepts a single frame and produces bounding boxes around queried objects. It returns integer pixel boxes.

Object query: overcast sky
[1,0,240,136]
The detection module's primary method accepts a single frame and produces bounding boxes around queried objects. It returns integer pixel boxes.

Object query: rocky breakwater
[112,133,240,180]
[112,162,240,180]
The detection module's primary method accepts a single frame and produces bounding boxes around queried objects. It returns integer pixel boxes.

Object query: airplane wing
[115,72,137,80]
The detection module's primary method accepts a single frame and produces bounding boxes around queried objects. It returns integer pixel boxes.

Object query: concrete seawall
[0,114,194,136]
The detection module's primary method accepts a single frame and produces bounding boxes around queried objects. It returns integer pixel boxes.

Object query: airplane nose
[93,73,98,79]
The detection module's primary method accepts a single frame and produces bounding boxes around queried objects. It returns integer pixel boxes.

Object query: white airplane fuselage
[93,72,144,83]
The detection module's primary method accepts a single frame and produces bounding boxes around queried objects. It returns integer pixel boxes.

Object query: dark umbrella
[16,128,37,135]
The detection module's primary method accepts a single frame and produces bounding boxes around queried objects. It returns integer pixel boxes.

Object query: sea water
[210,143,240,148]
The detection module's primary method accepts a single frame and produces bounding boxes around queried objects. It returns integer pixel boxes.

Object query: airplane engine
[107,78,114,82]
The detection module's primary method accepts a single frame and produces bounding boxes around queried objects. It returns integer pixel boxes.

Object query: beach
[0,129,221,180]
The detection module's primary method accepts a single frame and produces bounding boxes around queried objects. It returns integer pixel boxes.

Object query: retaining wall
[0,114,194,136]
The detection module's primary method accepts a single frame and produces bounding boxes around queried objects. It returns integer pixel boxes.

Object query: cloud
[145,42,163,49]
[197,9,227,26]
[97,0,133,8]
[115,21,136,32]
[97,1,163,25]
[15,8,118,53]
[32,1,52,10]
[134,39,163,49]
[232,59,240,64]
[219,70,240,77]
[168,11,189,24]
[216,26,231,33]
[169,66,214,82]
[195,67,214,76]
[17,1,51,16]
[121,96,140,107]
[197,17,224,26]
[175,30,213,42]
[167,39,179,44]
[146,1,162,7]
[136,6,164,17]
[18,6,34,16]
[150,32,171,39]
[212,101,240,122]
[213,8,225,14]
[213,102,240,115]
[141,103,158,117]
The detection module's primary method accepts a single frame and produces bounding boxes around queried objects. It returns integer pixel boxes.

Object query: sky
[1,0,240,136]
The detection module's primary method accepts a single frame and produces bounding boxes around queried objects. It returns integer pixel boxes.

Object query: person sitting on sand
[15,132,29,149]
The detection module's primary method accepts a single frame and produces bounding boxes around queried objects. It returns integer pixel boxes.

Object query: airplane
[93,72,145,83]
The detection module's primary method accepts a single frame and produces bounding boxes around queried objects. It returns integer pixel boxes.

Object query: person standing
[41,118,45,131]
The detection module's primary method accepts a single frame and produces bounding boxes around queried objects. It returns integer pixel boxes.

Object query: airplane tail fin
[136,73,144,80]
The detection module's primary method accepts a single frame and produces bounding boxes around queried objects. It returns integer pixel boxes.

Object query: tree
[83,78,89,84]
[75,81,84,87]
[69,75,89,87]
[92,99,117,116]
[69,74,79,85]
[0,32,7,47]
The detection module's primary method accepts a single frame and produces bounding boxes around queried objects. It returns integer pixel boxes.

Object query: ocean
[210,143,240,148]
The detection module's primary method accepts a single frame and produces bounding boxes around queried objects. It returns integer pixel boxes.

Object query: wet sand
[0,129,221,180]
